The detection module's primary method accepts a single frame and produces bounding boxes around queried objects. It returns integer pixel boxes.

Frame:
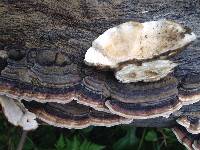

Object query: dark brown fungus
[8,48,26,61]
[179,73,200,105]
[172,125,200,150]
[78,75,110,112]
[0,49,80,103]
[0,48,113,112]
[177,116,200,135]
[0,69,112,113]
[23,101,133,129]
[0,77,77,103]
[105,76,182,119]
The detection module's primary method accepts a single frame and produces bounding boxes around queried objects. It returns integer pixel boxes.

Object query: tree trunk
[0,0,200,128]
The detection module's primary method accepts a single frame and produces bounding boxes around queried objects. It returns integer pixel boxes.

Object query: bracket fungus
[179,73,200,105]
[104,76,182,119]
[172,125,200,150]
[23,101,133,129]
[0,96,38,131]
[177,116,200,135]
[85,19,196,83]
[1,1,200,150]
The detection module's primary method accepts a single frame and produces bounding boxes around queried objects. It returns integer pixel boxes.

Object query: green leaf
[55,134,65,150]
[23,138,35,150]
[145,130,158,142]
[81,127,94,134]
[80,139,104,150]
[71,136,81,150]
[64,135,104,150]
[113,127,139,150]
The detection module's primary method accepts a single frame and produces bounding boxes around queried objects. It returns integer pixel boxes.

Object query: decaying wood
[0,0,200,128]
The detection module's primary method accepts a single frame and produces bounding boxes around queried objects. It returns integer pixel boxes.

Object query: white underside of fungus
[85,19,196,83]
[0,96,38,131]
[115,60,177,83]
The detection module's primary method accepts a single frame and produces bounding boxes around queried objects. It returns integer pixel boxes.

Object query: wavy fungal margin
[85,19,196,83]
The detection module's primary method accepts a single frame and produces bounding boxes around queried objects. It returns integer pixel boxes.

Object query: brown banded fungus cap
[0,45,191,130]
[177,115,200,135]
[85,19,196,83]
[178,73,200,105]
[104,76,182,119]
[0,45,199,127]
[172,125,200,150]
[23,101,133,129]
[0,47,135,129]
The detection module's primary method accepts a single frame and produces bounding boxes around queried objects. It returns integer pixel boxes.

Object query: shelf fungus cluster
[85,19,196,83]
[0,19,199,150]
